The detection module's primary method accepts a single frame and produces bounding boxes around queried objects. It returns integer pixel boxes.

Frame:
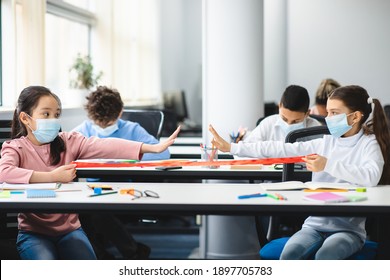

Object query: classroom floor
[132,233,199,259]
[107,215,200,260]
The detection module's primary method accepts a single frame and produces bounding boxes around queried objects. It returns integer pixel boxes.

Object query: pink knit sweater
[0,131,142,236]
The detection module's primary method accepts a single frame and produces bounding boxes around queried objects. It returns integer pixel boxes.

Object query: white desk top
[1,182,390,216]
[161,136,202,146]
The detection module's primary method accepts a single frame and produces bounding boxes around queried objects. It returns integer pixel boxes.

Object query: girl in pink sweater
[0,86,179,260]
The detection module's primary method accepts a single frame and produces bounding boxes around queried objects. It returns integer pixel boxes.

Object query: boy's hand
[208,124,231,153]
[50,164,77,182]
[141,126,180,153]
[302,154,327,172]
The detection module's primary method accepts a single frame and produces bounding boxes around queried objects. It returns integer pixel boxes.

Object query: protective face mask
[278,116,305,135]
[325,113,354,138]
[28,117,61,144]
[93,122,119,137]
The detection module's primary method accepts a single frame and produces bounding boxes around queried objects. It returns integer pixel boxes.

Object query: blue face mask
[325,113,354,138]
[28,116,61,144]
[92,122,119,137]
[278,116,305,135]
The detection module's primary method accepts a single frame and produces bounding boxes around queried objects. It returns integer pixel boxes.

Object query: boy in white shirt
[245,85,321,143]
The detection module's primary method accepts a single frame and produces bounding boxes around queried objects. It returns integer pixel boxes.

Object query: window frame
[47,0,96,26]
[46,0,96,55]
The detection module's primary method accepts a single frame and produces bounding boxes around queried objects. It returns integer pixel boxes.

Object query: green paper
[0,191,11,198]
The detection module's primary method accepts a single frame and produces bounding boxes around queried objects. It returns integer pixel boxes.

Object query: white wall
[160,0,202,124]
[286,0,390,106]
[203,0,263,140]
[263,0,287,103]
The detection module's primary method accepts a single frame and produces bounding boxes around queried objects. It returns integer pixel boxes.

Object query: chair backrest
[121,110,164,139]
[0,120,12,152]
[163,90,189,123]
[282,125,330,182]
[384,105,390,129]
[309,114,326,125]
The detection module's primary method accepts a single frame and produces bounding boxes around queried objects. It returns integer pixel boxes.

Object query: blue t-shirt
[72,119,170,161]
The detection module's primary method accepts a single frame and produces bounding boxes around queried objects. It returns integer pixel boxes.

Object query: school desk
[1,182,389,215]
[1,182,389,259]
[168,145,234,159]
[75,163,294,181]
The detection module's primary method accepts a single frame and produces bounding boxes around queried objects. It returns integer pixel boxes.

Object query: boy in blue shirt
[73,86,169,161]
[73,86,170,259]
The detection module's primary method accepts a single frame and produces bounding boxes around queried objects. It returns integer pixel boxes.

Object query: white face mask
[92,121,119,137]
[27,115,61,144]
[325,112,355,138]
[278,116,305,135]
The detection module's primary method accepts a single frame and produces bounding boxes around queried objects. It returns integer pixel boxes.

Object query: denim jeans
[280,227,364,260]
[16,227,97,260]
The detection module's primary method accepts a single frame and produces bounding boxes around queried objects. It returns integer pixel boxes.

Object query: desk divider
[72,155,307,168]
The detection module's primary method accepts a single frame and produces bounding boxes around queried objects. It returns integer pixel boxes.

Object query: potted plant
[67,53,103,106]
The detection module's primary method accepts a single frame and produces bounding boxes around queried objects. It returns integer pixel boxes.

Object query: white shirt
[231,129,384,240]
[244,114,322,142]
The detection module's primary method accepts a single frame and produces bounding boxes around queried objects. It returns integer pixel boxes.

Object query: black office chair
[384,105,390,129]
[0,120,20,259]
[121,110,164,139]
[309,114,326,125]
[258,126,378,260]
[0,120,12,151]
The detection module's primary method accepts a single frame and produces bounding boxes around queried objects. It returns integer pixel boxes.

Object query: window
[1,0,161,108]
[45,13,89,98]
[0,0,95,108]
[46,0,95,105]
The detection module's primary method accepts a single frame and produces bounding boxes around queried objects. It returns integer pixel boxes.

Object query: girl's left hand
[302,154,327,172]
[141,126,180,153]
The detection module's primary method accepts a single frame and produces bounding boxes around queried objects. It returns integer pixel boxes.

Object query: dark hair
[280,85,310,113]
[85,86,124,125]
[12,86,66,165]
[315,78,341,106]
[329,85,390,184]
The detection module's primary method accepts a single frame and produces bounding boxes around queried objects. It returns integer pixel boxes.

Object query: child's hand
[141,126,180,153]
[50,164,77,183]
[302,154,327,172]
[208,124,231,153]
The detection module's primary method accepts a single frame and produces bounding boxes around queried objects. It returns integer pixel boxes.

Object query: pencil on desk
[88,191,118,197]
[275,193,288,200]
[266,193,279,200]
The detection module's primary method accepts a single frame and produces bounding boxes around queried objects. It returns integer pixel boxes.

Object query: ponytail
[11,109,25,139]
[370,99,390,185]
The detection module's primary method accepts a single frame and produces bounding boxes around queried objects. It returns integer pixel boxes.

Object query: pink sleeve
[64,132,143,160]
[0,142,34,183]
